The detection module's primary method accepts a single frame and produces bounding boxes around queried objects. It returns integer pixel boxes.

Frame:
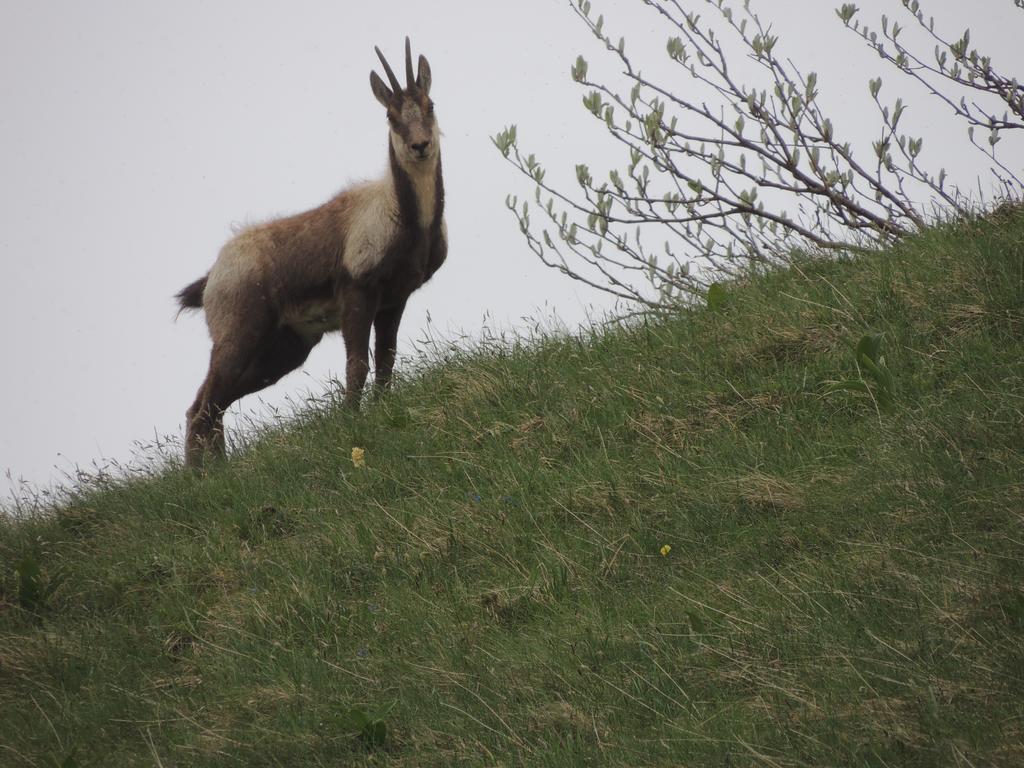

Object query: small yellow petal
[660,544,672,557]
[351,447,366,468]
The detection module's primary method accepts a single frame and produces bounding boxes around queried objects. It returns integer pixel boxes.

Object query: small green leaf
[688,610,706,633]
[361,719,387,747]
[17,554,43,612]
[827,379,872,396]
[706,283,728,311]
[837,4,859,24]
[571,55,589,82]
[855,334,883,364]
[344,707,370,730]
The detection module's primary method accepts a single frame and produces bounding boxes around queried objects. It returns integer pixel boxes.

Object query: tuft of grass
[2,208,1023,766]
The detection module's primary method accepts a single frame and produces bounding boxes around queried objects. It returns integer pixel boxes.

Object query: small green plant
[828,332,896,406]
[15,551,62,615]
[15,553,43,611]
[342,703,393,748]
[13,552,66,618]
[706,282,729,311]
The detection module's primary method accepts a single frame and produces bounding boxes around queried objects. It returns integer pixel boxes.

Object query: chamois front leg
[373,299,407,392]
[340,288,378,409]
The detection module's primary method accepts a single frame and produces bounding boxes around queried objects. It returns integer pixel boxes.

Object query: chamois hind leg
[373,299,407,392]
[185,380,214,467]
[185,297,273,468]
[185,344,248,466]
[186,325,317,467]
[340,287,378,410]
[186,340,259,467]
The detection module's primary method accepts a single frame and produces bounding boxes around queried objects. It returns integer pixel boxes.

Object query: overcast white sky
[1,1,1019,499]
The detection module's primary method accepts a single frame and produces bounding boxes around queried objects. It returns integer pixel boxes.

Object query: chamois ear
[417,55,432,95]
[370,71,393,108]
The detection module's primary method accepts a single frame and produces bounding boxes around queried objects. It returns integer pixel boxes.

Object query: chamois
[175,38,446,467]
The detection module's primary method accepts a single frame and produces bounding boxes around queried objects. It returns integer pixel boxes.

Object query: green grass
[2,209,1023,767]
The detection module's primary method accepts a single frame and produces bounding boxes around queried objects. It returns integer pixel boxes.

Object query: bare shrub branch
[839,0,1023,190]
[494,0,1022,310]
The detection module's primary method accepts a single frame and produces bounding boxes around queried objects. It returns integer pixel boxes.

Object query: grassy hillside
[2,209,1023,767]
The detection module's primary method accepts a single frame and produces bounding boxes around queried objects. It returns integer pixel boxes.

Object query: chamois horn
[374,45,402,94]
[405,37,415,90]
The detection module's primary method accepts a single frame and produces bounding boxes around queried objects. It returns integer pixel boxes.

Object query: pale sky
[1,1,1019,499]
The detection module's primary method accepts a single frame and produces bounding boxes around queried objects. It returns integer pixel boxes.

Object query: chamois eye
[427,102,434,115]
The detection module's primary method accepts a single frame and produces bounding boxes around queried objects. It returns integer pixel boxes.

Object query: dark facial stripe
[431,156,445,234]
[389,142,421,233]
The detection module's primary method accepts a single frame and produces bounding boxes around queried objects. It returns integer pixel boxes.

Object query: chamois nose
[411,140,430,156]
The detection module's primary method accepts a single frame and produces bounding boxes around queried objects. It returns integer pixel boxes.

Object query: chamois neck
[388,142,443,232]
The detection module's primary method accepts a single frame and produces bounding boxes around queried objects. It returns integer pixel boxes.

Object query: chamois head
[370,37,438,169]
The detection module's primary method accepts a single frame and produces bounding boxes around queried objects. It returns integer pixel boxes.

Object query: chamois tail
[175,275,208,313]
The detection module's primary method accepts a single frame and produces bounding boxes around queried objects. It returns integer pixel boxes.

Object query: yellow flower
[351,447,366,468]
[660,544,672,557]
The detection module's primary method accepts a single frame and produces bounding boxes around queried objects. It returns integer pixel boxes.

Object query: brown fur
[176,38,446,467]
